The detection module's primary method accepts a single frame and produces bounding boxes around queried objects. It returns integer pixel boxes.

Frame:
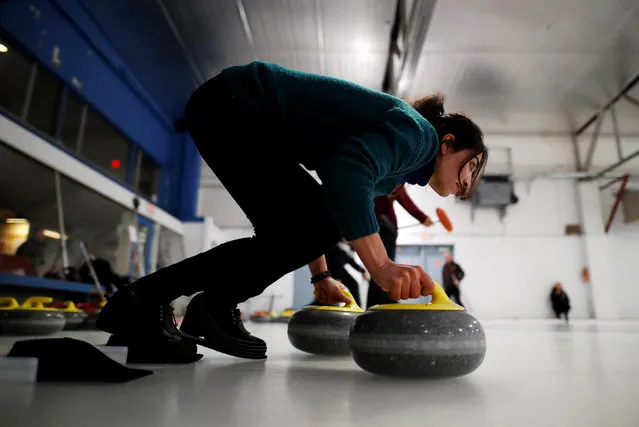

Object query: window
[156,226,185,270]
[137,151,161,202]
[26,66,64,137]
[0,141,60,277]
[0,38,32,118]
[80,107,130,182]
[58,175,130,280]
[60,89,86,152]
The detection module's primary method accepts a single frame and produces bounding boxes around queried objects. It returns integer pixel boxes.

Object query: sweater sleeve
[396,186,428,223]
[315,110,428,241]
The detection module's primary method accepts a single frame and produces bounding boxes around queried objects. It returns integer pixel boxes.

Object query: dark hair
[411,94,488,199]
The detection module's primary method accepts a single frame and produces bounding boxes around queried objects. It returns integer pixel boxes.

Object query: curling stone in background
[350,282,486,378]
[250,310,275,323]
[288,286,363,356]
[77,301,105,329]
[276,308,295,324]
[50,301,88,330]
[0,296,66,335]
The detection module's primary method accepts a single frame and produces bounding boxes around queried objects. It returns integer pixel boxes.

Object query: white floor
[1,320,639,427]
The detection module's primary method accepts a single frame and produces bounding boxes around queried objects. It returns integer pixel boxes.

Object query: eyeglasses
[457,150,488,200]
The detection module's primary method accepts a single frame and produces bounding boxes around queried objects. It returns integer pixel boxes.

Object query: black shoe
[97,287,201,364]
[106,334,203,365]
[180,293,267,360]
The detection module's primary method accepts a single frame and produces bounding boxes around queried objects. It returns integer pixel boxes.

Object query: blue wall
[166,132,201,222]
[0,0,200,221]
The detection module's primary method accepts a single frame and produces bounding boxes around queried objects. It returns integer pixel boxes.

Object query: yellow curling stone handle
[370,281,465,311]
[307,284,364,313]
[0,297,19,310]
[52,301,84,312]
[21,296,55,311]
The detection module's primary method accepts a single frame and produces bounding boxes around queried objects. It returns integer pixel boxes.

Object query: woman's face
[429,135,484,198]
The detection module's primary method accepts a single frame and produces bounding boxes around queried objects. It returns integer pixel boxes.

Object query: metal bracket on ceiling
[603,174,630,234]
[382,0,437,97]
[572,71,639,180]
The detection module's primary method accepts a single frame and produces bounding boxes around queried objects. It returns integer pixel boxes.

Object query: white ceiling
[162,0,397,90]
[173,0,639,228]
[163,0,639,135]
[409,0,639,135]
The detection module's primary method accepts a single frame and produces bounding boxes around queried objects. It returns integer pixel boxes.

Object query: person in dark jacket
[366,184,434,308]
[309,240,369,307]
[96,61,488,363]
[442,252,465,307]
[550,282,570,322]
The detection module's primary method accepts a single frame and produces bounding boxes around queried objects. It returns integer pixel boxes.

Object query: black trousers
[444,285,464,308]
[133,74,342,306]
[366,216,398,308]
[553,306,570,321]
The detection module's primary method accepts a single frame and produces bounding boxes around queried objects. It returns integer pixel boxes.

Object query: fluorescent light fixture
[0,44,8,53]
[42,229,67,240]
[5,218,28,224]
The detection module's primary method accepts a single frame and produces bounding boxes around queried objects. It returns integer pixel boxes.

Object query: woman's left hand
[423,217,434,227]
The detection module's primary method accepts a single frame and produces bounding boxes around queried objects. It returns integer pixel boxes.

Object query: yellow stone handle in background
[21,296,54,310]
[0,296,19,310]
[52,300,84,312]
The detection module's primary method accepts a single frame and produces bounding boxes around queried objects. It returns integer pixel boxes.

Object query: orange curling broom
[399,208,453,232]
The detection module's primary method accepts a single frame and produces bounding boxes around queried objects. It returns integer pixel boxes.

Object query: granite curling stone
[0,296,66,335]
[50,301,89,330]
[288,286,363,356]
[349,282,486,378]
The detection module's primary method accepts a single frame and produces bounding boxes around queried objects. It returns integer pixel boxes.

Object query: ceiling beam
[574,72,639,137]
[382,0,438,97]
[156,0,205,86]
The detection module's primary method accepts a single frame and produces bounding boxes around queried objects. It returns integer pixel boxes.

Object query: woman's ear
[440,134,455,154]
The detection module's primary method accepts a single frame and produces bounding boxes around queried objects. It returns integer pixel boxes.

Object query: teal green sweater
[220,61,439,241]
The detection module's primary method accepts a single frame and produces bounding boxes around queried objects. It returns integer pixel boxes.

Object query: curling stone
[287,287,363,356]
[76,301,105,329]
[250,310,276,323]
[349,282,486,378]
[0,297,66,335]
[276,308,295,324]
[50,301,88,330]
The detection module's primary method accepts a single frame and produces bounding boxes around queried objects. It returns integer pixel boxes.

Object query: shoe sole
[182,334,267,360]
[180,317,267,360]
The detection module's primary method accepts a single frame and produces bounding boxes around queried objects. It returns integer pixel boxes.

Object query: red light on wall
[110,159,122,169]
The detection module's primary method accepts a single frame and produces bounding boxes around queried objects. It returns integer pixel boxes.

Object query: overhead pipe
[586,149,639,181]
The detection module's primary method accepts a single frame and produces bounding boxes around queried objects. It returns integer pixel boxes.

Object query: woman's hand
[349,233,435,301]
[313,278,352,305]
[423,217,434,227]
[372,260,435,300]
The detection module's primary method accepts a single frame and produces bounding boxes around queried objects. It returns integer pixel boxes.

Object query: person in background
[366,184,433,308]
[309,240,369,307]
[442,251,465,307]
[550,282,570,322]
